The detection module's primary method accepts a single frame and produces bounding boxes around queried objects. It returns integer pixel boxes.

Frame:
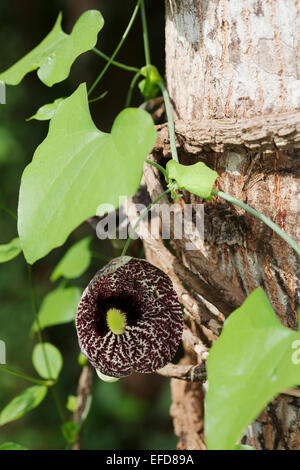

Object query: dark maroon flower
[76,256,183,378]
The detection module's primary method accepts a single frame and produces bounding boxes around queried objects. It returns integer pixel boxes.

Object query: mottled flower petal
[76,256,183,378]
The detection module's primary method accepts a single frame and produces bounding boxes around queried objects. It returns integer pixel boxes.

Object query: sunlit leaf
[18,83,156,263]
[0,238,22,263]
[0,11,104,87]
[0,386,47,426]
[31,286,81,332]
[205,288,300,450]
[50,236,92,281]
[166,160,218,200]
[27,98,65,121]
[32,343,63,380]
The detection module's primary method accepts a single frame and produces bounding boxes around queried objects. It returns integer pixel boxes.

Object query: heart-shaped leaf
[205,288,300,450]
[0,11,104,86]
[0,386,47,426]
[50,236,92,281]
[18,83,156,264]
[0,237,22,263]
[166,160,218,200]
[32,343,63,380]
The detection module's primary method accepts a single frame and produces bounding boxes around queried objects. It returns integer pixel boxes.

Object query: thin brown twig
[72,363,94,450]
[156,362,207,383]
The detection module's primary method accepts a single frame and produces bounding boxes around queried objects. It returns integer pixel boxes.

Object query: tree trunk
[143,0,300,450]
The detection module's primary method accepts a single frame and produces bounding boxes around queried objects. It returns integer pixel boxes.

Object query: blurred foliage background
[0,0,177,450]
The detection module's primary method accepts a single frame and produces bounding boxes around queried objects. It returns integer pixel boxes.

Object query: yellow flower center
[106,308,127,335]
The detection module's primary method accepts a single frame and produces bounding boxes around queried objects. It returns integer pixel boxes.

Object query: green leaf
[138,65,162,100]
[61,421,81,443]
[205,288,300,450]
[32,343,63,380]
[0,238,22,263]
[27,98,65,121]
[50,236,92,281]
[166,160,218,200]
[31,286,81,332]
[18,83,156,264]
[66,395,77,413]
[0,11,104,87]
[0,442,28,450]
[0,385,47,426]
[78,352,88,367]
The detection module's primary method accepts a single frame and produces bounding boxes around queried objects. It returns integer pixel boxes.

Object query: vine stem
[88,91,108,104]
[140,0,179,165]
[121,187,173,257]
[0,365,54,387]
[212,189,300,257]
[125,1,178,256]
[92,48,140,73]
[0,202,17,221]
[28,265,44,346]
[155,72,299,256]
[88,0,141,97]
[28,265,66,423]
[140,0,151,66]
[125,70,142,107]
[146,159,168,181]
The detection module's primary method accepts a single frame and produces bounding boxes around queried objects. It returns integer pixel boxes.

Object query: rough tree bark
[141,0,300,450]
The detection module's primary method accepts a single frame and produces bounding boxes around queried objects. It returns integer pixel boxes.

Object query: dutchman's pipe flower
[76,256,183,379]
